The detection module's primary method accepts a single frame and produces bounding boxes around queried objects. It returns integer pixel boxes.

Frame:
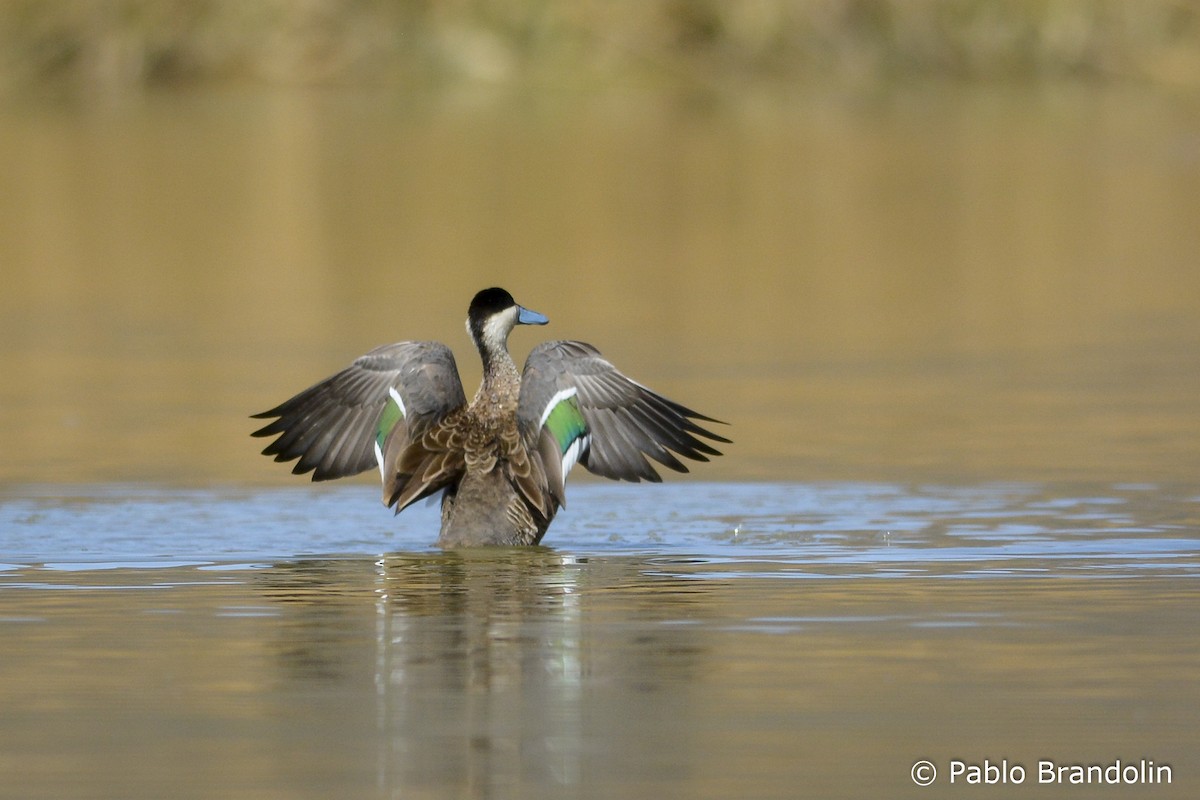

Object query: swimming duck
[251,287,728,547]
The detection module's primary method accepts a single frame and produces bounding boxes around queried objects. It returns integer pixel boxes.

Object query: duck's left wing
[518,340,729,497]
[251,341,466,482]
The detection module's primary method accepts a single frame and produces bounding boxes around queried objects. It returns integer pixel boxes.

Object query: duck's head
[467,287,548,355]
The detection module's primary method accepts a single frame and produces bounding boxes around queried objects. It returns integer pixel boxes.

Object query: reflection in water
[255,551,721,797]
[1,532,1198,799]
[232,542,1200,798]
[377,552,590,793]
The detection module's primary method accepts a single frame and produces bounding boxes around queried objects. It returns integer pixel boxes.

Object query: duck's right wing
[251,342,466,485]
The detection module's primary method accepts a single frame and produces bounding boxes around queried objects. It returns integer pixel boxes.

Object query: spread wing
[250,342,466,487]
[518,340,729,500]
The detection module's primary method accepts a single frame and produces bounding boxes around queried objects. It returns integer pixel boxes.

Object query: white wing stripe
[560,435,590,482]
[388,386,406,416]
[374,387,406,482]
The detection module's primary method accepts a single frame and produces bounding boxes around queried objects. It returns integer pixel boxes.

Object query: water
[2,82,1199,797]
[2,483,1198,799]
[2,482,1198,573]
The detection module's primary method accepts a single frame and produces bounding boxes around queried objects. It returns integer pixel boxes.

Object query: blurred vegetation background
[2,0,1200,95]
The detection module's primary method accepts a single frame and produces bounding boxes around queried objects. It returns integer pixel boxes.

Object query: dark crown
[469,287,515,320]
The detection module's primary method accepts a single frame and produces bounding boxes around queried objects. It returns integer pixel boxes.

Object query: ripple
[0,482,1196,578]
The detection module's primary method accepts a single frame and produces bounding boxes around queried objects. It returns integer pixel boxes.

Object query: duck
[251,287,728,547]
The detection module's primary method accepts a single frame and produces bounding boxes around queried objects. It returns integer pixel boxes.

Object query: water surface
[1,82,1199,798]
[2,483,1198,799]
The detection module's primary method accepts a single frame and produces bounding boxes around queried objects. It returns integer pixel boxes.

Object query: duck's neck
[471,335,521,413]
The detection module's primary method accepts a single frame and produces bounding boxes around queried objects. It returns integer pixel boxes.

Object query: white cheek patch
[480,307,518,351]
